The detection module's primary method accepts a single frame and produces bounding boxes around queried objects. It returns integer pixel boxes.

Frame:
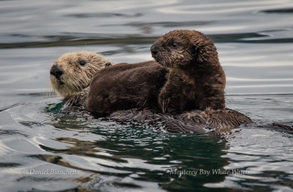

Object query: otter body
[87,30,227,115]
[86,61,168,116]
[151,30,226,114]
[110,108,252,134]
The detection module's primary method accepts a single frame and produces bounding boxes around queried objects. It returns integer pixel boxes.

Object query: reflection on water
[0,0,293,191]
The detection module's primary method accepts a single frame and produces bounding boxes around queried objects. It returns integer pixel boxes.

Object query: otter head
[50,51,113,99]
[150,30,219,69]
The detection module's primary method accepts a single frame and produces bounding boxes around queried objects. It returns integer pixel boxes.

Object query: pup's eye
[105,62,111,67]
[79,60,86,66]
[172,42,178,48]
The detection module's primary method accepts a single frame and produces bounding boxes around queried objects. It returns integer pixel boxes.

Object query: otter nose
[150,44,158,58]
[50,65,63,80]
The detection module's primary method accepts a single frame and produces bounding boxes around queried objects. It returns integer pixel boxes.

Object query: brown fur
[151,30,226,114]
[49,50,252,133]
[50,51,113,108]
[109,108,252,134]
[86,61,168,116]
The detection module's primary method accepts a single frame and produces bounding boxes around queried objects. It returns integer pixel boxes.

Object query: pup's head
[151,30,219,69]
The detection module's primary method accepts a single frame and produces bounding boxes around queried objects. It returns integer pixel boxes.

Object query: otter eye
[105,62,111,67]
[79,60,86,66]
[172,42,178,48]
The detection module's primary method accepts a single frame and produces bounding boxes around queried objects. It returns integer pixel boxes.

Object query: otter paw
[159,97,170,114]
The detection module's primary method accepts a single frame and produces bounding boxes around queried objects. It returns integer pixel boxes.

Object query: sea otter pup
[86,61,168,116]
[151,30,226,114]
[85,30,251,133]
[87,30,226,116]
[50,51,113,109]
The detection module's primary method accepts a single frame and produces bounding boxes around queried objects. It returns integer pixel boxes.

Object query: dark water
[0,0,293,191]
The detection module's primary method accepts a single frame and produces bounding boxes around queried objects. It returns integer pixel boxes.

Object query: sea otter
[50,51,113,109]
[151,30,226,114]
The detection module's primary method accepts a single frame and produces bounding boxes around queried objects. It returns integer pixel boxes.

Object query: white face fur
[50,51,113,99]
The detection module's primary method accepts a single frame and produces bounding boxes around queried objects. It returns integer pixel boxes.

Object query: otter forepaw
[159,98,170,114]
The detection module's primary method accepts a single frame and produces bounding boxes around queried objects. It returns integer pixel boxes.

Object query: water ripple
[1,31,292,49]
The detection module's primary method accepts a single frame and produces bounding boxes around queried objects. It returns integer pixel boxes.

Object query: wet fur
[109,108,252,134]
[50,45,251,133]
[86,61,168,116]
[50,51,113,108]
[85,30,251,132]
[151,30,226,114]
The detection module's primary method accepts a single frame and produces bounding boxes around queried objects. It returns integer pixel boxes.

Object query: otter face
[151,30,217,68]
[50,51,113,99]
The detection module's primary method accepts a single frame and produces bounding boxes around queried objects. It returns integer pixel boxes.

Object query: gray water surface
[0,0,293,191]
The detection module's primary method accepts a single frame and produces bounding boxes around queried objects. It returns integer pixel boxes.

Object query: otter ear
[192,45,199,56]
[192,45,203,62]
[194,45,198,52]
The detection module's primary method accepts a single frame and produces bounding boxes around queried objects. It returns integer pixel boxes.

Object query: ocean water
[0,0,292,191]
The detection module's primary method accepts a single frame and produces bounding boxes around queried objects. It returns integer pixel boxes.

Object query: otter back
[86,61,168,116]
